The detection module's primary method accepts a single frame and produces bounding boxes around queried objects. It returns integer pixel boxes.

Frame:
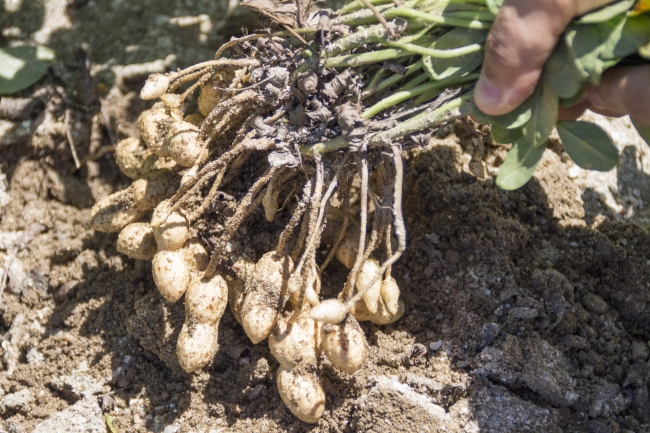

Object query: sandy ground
[1,1,650,432]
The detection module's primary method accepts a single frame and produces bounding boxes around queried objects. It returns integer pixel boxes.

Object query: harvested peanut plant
[90,0,650,423]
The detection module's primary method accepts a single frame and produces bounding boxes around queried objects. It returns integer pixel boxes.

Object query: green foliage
[0,45,55,95]
[303,0,649,189]
[472,5,650,189]
[557,121,619,171]
[496,137,546,190]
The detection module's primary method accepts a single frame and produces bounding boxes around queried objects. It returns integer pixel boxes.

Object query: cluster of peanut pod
[88,65,405,423]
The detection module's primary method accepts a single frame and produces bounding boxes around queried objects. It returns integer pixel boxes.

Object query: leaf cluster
[475,1,650,189]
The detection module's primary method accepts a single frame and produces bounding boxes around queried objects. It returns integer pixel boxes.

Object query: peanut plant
[89,0,650,423]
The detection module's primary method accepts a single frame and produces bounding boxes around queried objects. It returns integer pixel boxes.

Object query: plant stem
[301,94,473,155]
[361,60,424,99]
[386,7,491,29]
[370,93,473,143]
[362,73,478,118]
[325,48,411,68]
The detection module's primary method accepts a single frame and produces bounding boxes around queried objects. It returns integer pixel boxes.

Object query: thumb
[474,0,612,116]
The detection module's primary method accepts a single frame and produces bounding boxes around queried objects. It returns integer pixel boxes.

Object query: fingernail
[474,73,503,114]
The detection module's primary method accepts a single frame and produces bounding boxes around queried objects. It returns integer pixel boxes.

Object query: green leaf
[522,84,559,148]
[599,14,650,60]
[544,35,582,98]
[577,0,635,23]
[0,45,55,95]
[567,24,602,77]
[105,414,118,433]
[425,27,488,80]
[559,82,588,107]
[486,0,503,16]
[632,117,650,147]
[496,137,546,190]
[489,92,534,129]
[557,120,619,171]
[491,123,522,144]
[639,41,650,58]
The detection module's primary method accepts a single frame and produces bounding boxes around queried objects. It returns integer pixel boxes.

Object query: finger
[475,0,613,116]
[587,65,650,125]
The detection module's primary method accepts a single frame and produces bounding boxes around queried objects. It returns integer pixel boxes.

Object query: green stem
[369,94,473,143]
[325,48,412,68]
[443,10,495,21]
[362,73,478,118]
[361,60,424,99]
[385,7,491,29]
[301,94,473,155]
[383,39,483,58]
[400,72,430,91]
[339,0,394,15]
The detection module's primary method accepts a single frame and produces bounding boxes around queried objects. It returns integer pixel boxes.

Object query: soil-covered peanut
[185,275,228,325]
[321,316,366,374]
[140,73,171,100]
[227,258,254,325]
[335,229,359,269]
[356,259,382,315]
[89,170,175,233]
[114,137,160,180]
[176,321,219,373]
[310,299,348,324]
[139,106,173,156]
[269,311,319,369]
[152,249,190,302]
[116,222,157,260]
[241,252,292,344]
[288,267,320,307]
[351,297,405,325]
[152,200,189,251]
[163,121,201,167]
[198,69,237,117]
[182,237,209,274]
[380,276,400,315]
[276,366,326,424]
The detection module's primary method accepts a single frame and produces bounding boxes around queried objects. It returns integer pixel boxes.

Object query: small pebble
[430,340,442,351]
[582,293,609,315]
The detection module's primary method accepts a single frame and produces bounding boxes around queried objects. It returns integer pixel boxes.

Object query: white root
[152,249,191,302]
[276,366,326,424]
[320,316,366,375]
[116,222,157,260]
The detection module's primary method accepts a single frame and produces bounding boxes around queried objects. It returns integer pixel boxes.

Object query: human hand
[474,0,650,125]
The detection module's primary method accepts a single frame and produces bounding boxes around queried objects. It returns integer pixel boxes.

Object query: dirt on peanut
[1,1,650,432]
